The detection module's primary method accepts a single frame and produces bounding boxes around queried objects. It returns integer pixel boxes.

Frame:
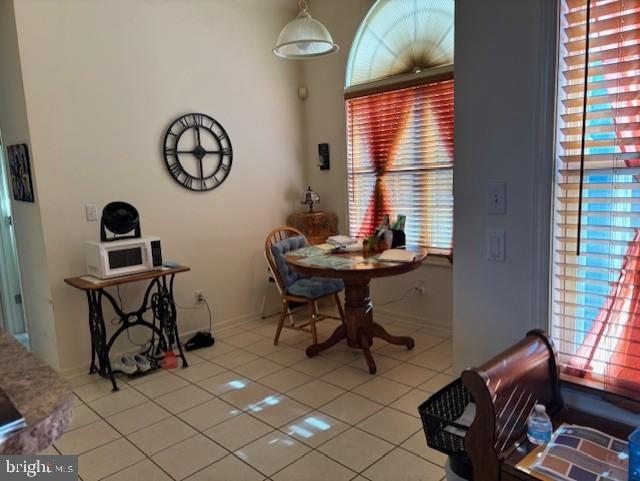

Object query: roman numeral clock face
[163,113,232,191]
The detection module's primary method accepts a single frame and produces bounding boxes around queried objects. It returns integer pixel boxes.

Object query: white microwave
[85,236,163,279]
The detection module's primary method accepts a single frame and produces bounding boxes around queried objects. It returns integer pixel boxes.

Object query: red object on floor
[162,350,178,369]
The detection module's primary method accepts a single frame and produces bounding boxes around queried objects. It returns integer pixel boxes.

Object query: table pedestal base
[305,280,414,374]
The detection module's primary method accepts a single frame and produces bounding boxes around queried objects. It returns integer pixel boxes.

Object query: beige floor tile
[418,373,454,393]
[277,329,313,346]
[185,454,265,481]
[381,364,438,387]
[102,459,172,481]
[203,413,274,451]
[244,338,286,356]
[178,398,241,430]
[225,331,265,348]
[248,395,312,428]
[88,387,147,417]
[67,373,102,389]
[67,404,100,431]
[408,351,453,372]
[401,432,447,466]
[318,345,364,364]
[362,447,444,481]
[352,377,412,405]
[124,368,171,386]
[220,382,278,411]
[234,432,310,477]
[216,327,247,339]
[319,392,383,424]
[357,407,421,445]
[194,341,237,360]
[78,438,145,481]
[233,358,285,380]
[212,349,259,369]
[155,385,214,414]
[128,416,197,455]
[135,373,189,398]
[348,354,401,374]
[265,347,308,367]
[376,344,430,361]
[71,393,83,407]
[73,380,125,403]
[106,401,171,435]
[291,357,342,377]
[199,371,253,396]
[412,333,446,350]
[286,380,345,408]
[54,419,120,454]
[430,339,453,356]
[152,434,227,480]
[174,361,226,382]
[318,428,393,472]
[252,323,279,339]
[389,389,429,418]
[282,411,349,448]
[320,365,371,390]
[258,368,312,393]
[272,451,355,481]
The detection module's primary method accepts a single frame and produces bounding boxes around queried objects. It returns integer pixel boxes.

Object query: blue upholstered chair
[264,226,345,346]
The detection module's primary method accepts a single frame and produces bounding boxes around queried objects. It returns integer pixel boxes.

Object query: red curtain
[356,90,413,237]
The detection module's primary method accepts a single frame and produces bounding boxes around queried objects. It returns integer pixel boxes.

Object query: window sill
[421,254,452,268]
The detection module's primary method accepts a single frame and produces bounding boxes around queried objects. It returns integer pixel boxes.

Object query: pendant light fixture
[274,0,339,59]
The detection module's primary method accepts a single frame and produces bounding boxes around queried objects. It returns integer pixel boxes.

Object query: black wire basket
[418,377,472,455]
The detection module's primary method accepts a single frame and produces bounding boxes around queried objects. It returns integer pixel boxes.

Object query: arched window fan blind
[346,80,454,254]
[552,0,640,399]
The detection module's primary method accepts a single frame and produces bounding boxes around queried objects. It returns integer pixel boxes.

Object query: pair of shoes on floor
[113,353,152,375]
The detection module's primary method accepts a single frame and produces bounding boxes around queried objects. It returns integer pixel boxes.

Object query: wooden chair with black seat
[264,226,345,346]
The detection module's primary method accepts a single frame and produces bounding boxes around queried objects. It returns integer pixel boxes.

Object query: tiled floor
[53,318,454,481]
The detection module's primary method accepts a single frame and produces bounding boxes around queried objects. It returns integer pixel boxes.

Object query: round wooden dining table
[285,247,428,374]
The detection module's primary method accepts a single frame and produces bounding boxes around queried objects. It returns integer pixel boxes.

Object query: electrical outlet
[416,286,426,296]
[195,290,204,304]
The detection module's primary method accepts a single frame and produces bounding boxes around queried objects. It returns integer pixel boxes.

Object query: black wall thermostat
[318,143,330,170]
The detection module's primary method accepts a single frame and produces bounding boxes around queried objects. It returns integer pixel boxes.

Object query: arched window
[345,0,454,255]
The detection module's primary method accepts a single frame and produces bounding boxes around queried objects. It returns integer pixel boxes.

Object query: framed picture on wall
[7,144,34,203]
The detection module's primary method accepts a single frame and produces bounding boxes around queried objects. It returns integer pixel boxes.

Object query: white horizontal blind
[346,80,454,255]
[552,0,640,398]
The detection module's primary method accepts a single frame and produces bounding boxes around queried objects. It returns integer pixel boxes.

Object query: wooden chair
[461,330,563,481]
[264,226,345,346]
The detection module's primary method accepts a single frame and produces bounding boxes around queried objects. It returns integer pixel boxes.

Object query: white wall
[0,0,59,368]
[302,0,453,333]
[452,0,557,372]
[11,0,306,373]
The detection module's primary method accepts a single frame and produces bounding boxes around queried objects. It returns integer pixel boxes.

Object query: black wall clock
[163,113,233,191]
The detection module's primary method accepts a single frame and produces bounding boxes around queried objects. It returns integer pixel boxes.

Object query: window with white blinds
[346,79,454,255]
[552,0,640,399]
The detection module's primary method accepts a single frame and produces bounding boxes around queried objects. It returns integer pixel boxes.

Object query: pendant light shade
[274,0,339,59]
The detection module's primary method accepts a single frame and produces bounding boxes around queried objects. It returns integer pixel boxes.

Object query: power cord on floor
[378,285,422,306]
[175,297,213,333]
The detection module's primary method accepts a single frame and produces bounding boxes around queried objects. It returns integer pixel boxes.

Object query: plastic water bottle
[527,404,553,445]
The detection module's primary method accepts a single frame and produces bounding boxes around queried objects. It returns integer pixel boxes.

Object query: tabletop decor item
[163,113,232,192]
[301,186,320,212]
[6,144,34,203]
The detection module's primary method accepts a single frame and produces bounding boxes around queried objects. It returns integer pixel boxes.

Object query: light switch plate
[85,204,98,222]
[486,229,505,262]
[487,181,506,215]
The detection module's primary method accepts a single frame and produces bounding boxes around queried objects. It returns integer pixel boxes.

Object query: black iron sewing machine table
[65,266,190,391]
